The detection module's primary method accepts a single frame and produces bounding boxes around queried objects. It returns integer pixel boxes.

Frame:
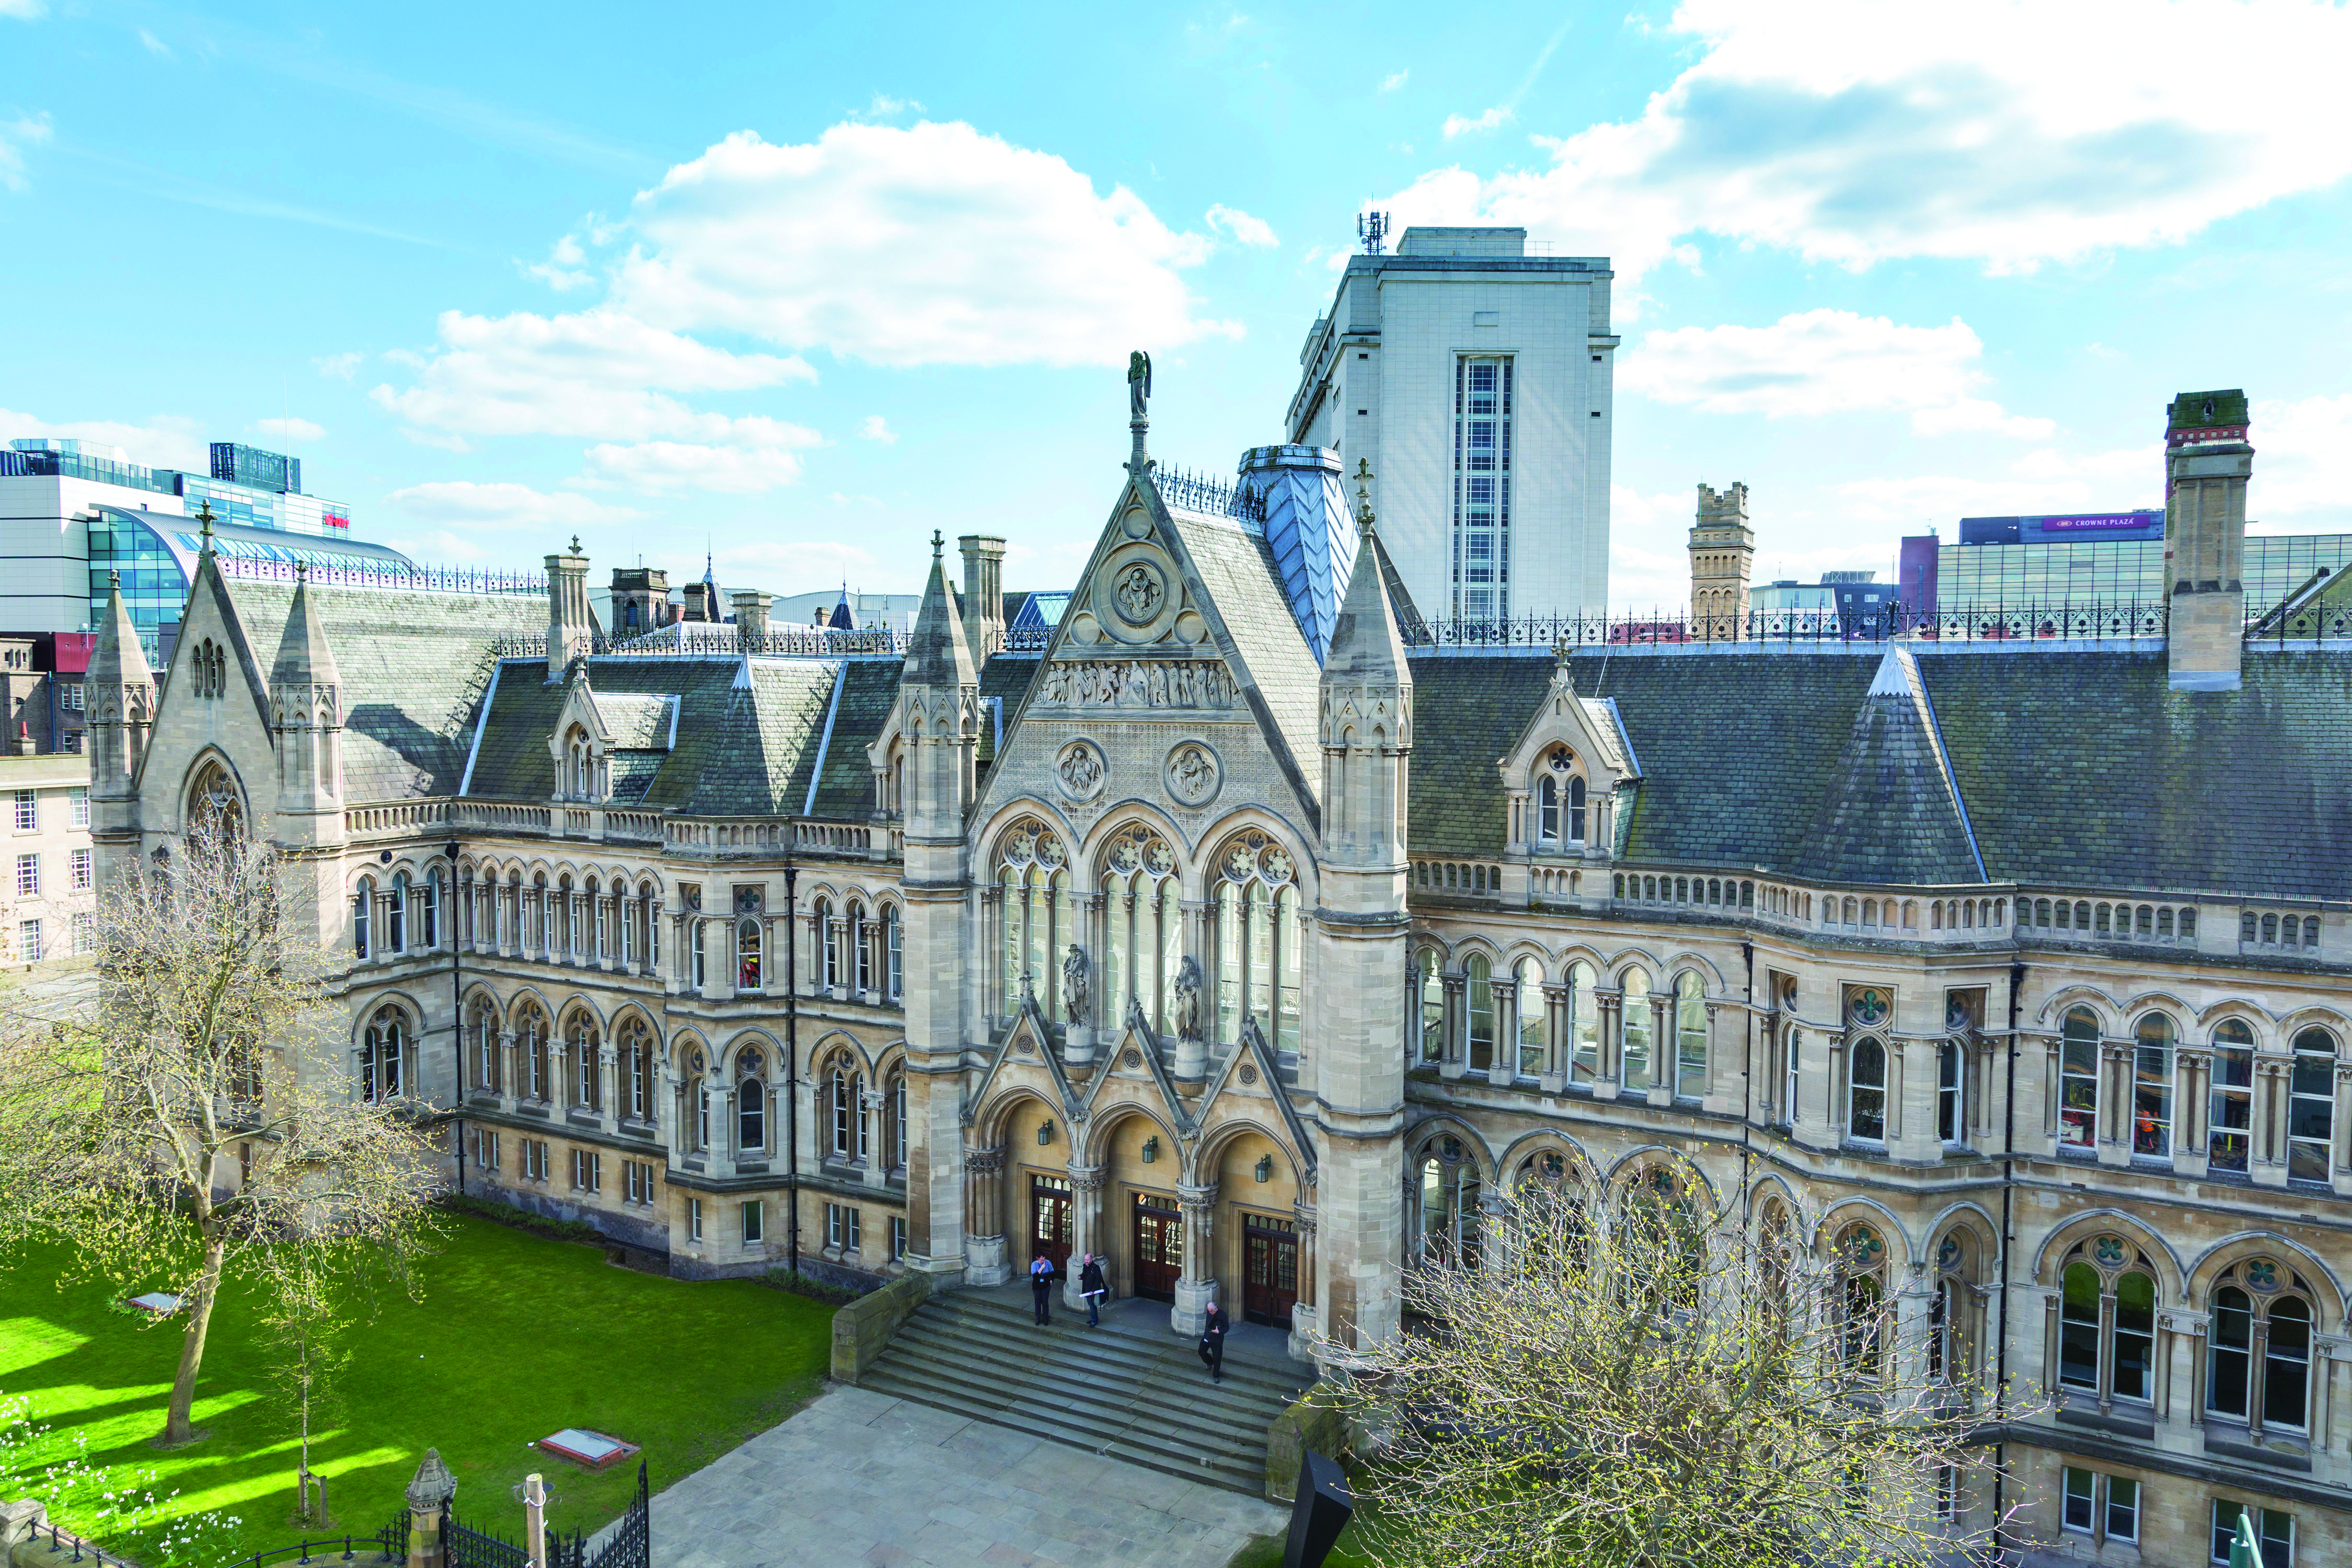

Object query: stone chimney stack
[732,589,773,648]
[959,534,1006,660]
[610,567,671,637]
[1688,482,1755,641]
[2164,389,2253,691]
[545,540,591,678]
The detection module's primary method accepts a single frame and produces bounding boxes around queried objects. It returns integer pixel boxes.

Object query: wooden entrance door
[1030,1173,1071,1278]
[1133,1191,1183,1302]
[1242,1215,1298,1328]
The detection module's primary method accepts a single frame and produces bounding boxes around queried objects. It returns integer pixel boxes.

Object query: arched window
[1210,829,1301,1052]
[737,1050,766,1152]
[360,1006,407,1103]
[2059,1237,2158,1404]
[849,901,871,996]
[2059,1008,2100,1150]
[1674,972,1706,1099]
[352,875,374,958]
[1927,1230,1976,1382]
[2208,1260,2316,1433]
[1415,950,1443,1065]
[689,915,707,990]
[421,870,441,950]
[737,917,763,991]
[1514,958,1545,1078]
[535,873,555,955]
[885,1069,907,1171]
[388,872,409,953]
[1849,1037,1887,1143]
[1416,1140,1480,1269]
[826,1055,866,1162]
[466,996,502,1093]
[567,1012,601,1111]
[996,821,1069,1020]
[1537,774,1559,844]
[1568,776,1587,844]
[1620,971,1651,1089]
[640,881,661,970]
[1937,1039,1964,1143]
[1464,954,1494,1071]
[884,905,903,1001]
[2290,1028,2337,1183]
[1835,1223,1887,1377]
[188,759,244,839]
[2132,1013,2175,1158]
[515,1004,549,1102]
[1534,745,1582,847]
[1567,962,1599,1085]
[618,1014,653,1122]
[2210,1019,2255,1171]
[1102,823,1180,1033]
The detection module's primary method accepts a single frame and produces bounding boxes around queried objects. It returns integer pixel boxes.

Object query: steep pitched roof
[1160,503,1324,808]
[267,575,342,691]
[1784,647,1981,884]
[1324,518,1407,685]
[222,579,540,802]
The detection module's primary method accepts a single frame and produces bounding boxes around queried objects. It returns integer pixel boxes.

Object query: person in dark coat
[1198,1301,1229,1382]
[1079,1253,1109,1328]
[1030,1252,1055,1324]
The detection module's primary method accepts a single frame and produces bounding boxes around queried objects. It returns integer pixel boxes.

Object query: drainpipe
[1992,956,2024,1566]
[785,841,801,1278]
[448,838,465,1198]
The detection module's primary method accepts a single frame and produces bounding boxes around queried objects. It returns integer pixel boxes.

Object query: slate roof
[1785,648,1981,885]
[594,693,676,750]
[1165,505,1324,805]
[1407,646,2352,901]
[223,579,541,803]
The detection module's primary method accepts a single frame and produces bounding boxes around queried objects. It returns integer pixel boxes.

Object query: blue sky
[5,0,2350,610]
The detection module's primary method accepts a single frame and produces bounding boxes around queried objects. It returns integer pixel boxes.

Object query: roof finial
[296,559,309,582]
[931,529,943,560]
[197,499,216,550]
[109,568,121,590]
[570,534,581,555]
[1353,457,1378,534]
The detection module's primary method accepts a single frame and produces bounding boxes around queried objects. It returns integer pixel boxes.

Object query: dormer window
[1535,746,1586,847]
[562,723,597,801]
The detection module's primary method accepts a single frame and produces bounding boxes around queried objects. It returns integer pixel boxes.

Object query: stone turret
[269,568,347,846]
[958,534,1006,660]
[732,589,773,648]
[2164,389,2253,691]
[1688,482,1754,640]
[86,570,153,847]
[900,532,983,1283]
[546,541,592,676]
[1309,461,1412,1354]
[610,566,670,637]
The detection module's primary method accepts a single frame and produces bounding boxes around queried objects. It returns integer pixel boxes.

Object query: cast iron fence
[218,1512,405,1568]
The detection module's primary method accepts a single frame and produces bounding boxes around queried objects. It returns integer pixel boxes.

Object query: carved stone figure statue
[1172,954,1204,1042]
[1062,943,1090,1023]
[1128,350,1152,422]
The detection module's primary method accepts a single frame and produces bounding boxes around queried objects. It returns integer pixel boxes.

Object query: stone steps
[858,1290,1308,1495]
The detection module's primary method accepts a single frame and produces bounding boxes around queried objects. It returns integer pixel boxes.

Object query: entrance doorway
[1241,1214,1298,1328]
[1132,1191,1182,1301]
[1030,1173,1071,1278]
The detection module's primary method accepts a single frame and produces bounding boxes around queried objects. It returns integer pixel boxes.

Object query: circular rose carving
[1166,742,1221,808]
[1111,561,1168,626]
[1238,1064,1259,1086]
[1055,740,1106,802]
[1121,1048,1143,1069]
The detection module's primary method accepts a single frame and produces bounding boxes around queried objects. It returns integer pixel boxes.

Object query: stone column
[1438,973,1467,1081]
[2098,1040,2134,1167]
[2254,1055,2292,1187]
[1065,1163,1104,1306]
[405,1450,455,1568]
[596,1041,617,1131]
[497,1031,518,1108]
[2175,1048,2213,1177]
[1646,997,1674,1108]
[1539,983,1570,1095]
[2335,1062,2352,1199]
[1172,1181,1219,1335]
[1595,993,1623,1102]
[1488,984,1518,1089]
[965,1146,1009,1285]
[1287,1204,1321,1359]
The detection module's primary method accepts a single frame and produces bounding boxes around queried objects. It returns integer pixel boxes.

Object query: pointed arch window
[1835,1223,1888,1377]
[2290,1028,2337,1183]
[736,917,763,991]
[466,996,502,1093]
[1848,1037,1888,1143]
[2059,1237,2157,1405]
[1937,1039,1964,1143]
[1103,823,1180,1033]
[567,1012,601,1112]
[188,758,244,839]
[885,1069,907,1171]
[352,875,374,959]
[618,1014,653,1122]
[1416,1140,1480,1269]
[2209,1261,2314,1433]
[1212,829,1300,1052]
[884,905,903,1002]
[996,821,1069,1020]
[1415,950,1443,1065]
[737,1050,766,1153]
[361,1005,407,1103]
[515,1005,549,1103]
[388,872,409,954]
[1674,972,1707,1099]
[1464,954,1495,1071]
[1619,971,1651,1089]
[421,870,441,950]
[849,901,871,995]
[2059,1008,2100,1150]
[2210,1019,2255,1171]
[1514,957,1545,1079]
[2131,1012,2176,1157]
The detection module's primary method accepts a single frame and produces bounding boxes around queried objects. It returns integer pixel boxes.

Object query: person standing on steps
[1079,1253,1108,1328]
[1030,1251,1055,1325]
[1198,1300,1229,1383]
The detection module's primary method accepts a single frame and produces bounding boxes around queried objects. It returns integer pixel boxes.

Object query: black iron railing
[218,1516,405,1568]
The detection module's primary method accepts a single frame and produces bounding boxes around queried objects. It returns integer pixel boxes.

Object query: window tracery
[1416,1136,1480,1269]
[1103,822,1181,1034]
[2209,1259,2315,1434]
[2059,1236,2157,1406]
[360,1004,408,1103]
[996,818,1069,1020]
[1212,828,1300,1052]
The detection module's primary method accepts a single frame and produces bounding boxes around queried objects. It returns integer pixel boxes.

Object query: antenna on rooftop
[1357,211,1389,256]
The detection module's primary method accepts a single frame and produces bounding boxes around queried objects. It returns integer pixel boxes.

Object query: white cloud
[1381,71,1409,93]
[254,416,324,442]
[1442,107,1513,140]
[580,428,821,494]
[0,407,206,469]
[137,27,170,55]
[1621,308,2052,437]
[0,111,52,192]
[388,480,644,531]
[522,232,595,291]
[851,94,924,121]
[315,351,364,381]
[857,414,897,444]
[609,123,1239,368]
[1204,203,1278,248]
[0,0,45,19]
[720,537,879,580]
[1380,0,2352,285]
[370,307,814,443]
[385,529,493,563]
[2250,393,2352,524]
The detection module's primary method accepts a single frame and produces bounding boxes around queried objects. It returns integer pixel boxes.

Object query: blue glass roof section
[1240,445,1356,664]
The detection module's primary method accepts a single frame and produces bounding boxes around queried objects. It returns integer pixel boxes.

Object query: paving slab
[650,1383,1282,1568]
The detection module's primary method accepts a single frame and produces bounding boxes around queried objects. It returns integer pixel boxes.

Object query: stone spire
[904,531,978,696]
[270,566,347,844]
[87,569,154,815]
[1322,462,1410,691]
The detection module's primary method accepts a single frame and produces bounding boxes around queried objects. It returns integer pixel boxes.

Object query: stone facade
[93,393,2352,1565]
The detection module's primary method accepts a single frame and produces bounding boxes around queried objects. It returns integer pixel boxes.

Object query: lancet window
[1101,823,1181,1034]
[1213,829,1301,1052]
[996,820,1070,1021]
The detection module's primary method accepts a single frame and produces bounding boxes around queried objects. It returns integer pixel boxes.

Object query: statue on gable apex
[1128,351,1152,423]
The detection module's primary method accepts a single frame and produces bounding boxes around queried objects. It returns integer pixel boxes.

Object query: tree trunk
[162,1232,226,1445]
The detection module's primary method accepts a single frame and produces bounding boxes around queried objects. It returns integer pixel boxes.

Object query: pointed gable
[269,572,342,697]
[1788,645,1983,884]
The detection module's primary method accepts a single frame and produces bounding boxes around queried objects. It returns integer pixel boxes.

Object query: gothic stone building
[86,407,2352,1567]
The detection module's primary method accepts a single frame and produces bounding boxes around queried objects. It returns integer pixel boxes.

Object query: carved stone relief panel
[1034,659,1235,711]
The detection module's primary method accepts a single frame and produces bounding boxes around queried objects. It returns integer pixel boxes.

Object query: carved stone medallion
[1165,742,1221,808]
[1055,740,1106,802]
[1112,561,1167,626]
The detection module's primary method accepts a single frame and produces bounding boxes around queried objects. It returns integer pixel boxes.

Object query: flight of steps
[857,1289,1310,1495]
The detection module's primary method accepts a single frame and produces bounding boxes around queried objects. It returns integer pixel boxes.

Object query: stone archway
[1080,1105,1188,1315]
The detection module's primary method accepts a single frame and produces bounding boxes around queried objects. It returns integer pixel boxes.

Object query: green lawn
[0,1213,836,1565]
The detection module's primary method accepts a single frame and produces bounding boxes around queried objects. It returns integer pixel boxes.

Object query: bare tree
[1333,1158,2025,1568]
[0,821,441,1447]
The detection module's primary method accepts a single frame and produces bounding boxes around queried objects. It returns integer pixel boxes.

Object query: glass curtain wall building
[86,507,417,654]
[1937,535,2352,612]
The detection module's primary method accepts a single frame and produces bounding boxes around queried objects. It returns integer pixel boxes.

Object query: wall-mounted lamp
[1037,1118,1055,1147]
[1142,1135,1160,1164]
[1254,1154,1273,1184]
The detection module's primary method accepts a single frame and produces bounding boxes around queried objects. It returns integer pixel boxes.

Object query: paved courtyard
[648,1383,1287,1568]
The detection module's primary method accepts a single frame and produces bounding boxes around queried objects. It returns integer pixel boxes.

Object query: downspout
[1739,938,1755,1225]
[1994,956,2024,1566]
[785,842,801,1278]
[448,838,465,1198]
